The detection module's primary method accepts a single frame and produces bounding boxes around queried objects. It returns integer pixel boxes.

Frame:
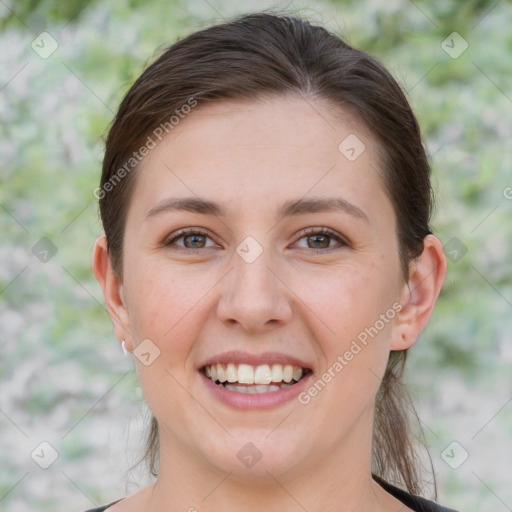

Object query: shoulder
[374,475,462,512]
[81,500,122,512]
[83,482,154,511]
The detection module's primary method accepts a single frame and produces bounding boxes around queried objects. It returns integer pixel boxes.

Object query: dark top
[83,476,460,512]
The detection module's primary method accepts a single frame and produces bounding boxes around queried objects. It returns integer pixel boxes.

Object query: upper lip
[198,351,312,371]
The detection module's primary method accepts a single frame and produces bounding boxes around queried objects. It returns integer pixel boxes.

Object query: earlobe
[391,234,447,350]
[92,234,133,351]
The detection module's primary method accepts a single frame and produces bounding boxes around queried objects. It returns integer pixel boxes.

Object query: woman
[89,11,458,512]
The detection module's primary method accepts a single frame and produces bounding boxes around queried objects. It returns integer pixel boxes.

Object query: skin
[92,94,446,512]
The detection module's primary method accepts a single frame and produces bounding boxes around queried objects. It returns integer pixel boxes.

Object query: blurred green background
[0,0,511,510]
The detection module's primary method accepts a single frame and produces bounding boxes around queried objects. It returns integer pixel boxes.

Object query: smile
[202,363,310,393]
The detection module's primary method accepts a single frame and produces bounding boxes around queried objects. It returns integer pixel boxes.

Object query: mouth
[201,363,311,394]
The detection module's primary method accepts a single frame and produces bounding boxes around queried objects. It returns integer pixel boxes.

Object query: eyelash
[163,227,350,255]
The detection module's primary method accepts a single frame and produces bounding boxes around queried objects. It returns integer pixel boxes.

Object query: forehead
[128,94,392,228]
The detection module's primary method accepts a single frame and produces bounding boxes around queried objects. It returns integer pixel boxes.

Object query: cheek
[299,277,394,431]
[293,259,397,343]
[295,258,397,407]
[124,260,211,357]
[126,263,213,420]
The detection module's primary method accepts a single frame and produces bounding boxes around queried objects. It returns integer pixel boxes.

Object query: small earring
[121,339,129,355]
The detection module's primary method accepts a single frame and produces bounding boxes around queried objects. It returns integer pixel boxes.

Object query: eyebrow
[145,196,369,223]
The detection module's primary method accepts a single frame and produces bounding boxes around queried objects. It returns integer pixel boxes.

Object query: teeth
[238,364,254,384]
[271,364,283,382]
[203,363,306,386]
[254,364,272,384]
[223,383,291,393]
[226,363,237,383]
[283,365,293,383]
[292,366,303,382]
[217,364,226,383]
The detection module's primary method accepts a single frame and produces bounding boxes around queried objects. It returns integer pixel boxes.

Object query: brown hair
[99,11,435,497]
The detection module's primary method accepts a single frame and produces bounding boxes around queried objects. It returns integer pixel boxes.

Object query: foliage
[1,0,510,510]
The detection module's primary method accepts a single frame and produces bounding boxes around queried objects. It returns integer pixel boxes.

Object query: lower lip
[200,371,314,410]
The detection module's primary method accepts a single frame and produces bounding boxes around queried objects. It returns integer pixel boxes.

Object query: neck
[145,406,395,512]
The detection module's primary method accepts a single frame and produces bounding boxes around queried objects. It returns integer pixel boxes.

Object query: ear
[391,234,447,350]
[92,234,133,352]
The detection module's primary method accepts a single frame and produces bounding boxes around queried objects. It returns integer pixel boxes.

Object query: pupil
[186,234,329,249]
[185,235,205,248]
[308,235,329,249]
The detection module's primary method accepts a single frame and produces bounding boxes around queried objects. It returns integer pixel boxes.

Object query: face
[110,95,410,480]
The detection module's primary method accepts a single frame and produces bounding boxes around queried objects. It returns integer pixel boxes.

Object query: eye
[163,227,350,255]
[164,228,218,253]
[293,227,349,253]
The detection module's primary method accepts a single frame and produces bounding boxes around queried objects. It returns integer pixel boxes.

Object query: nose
[216,247,293,333]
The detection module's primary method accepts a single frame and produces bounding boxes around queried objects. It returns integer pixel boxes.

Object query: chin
[202,434,307,481]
